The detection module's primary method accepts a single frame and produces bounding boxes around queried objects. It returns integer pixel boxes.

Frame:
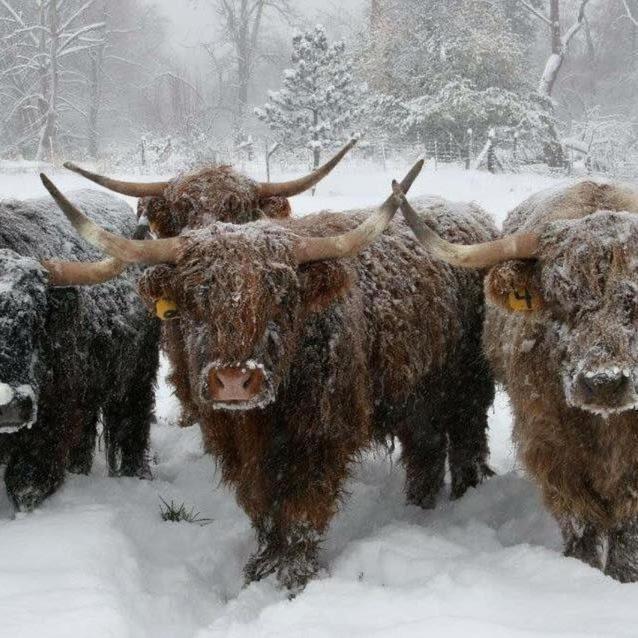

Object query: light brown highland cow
[397,178,638,582]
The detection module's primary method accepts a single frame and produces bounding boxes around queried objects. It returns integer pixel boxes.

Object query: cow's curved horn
[63,162,169,198]
[258,138,357,199]
[293,159,424,264]
[40,174,181,265]
[42,258,127,286]
[394,182,539,268]
[42,222,152,286]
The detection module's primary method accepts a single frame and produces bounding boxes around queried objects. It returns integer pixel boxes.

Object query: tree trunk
[37,0,59,162]
[539,0,563,96]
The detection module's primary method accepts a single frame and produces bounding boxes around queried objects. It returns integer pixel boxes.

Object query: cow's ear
[485,260,544,313]
[299,261,352,313]
[138,264,178,311]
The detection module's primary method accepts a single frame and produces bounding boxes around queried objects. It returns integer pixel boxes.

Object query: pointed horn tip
[63,161,78,171]
[40,173,55,191]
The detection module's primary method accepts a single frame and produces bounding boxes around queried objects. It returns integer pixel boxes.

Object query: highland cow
[64,142,356,428]
[0,190,159,511]
[64,140,357,238]
[41,162,497,592]
[397,179,638,582]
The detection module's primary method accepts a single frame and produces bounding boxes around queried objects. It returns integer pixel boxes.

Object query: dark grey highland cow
[396,179,638,583]
[0,190,159,511]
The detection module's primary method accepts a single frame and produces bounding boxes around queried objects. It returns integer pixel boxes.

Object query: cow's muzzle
[0,384,35,432]
[206,365,266,404]
[569,368,637,415]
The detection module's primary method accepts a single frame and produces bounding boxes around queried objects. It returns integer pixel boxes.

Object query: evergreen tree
[256,26,360,169]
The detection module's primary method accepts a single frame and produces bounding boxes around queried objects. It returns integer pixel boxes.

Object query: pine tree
[256,26,360,170]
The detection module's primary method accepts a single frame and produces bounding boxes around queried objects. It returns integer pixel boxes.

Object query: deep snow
[1,162,631,638]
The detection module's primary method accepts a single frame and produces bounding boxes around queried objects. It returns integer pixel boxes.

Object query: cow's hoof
[276,554,319,595]
[450,461,495,500]
[244,550,278,585]
[5,457,61,512]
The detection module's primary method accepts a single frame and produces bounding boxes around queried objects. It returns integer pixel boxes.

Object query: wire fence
[5,128,638,181]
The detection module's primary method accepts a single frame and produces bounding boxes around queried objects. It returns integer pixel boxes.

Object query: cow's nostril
[207,367,265,402]
[577,370,629,404]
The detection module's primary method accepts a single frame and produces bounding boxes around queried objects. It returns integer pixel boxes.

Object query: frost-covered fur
[483,179,638,582]
[0,191,159,511]
[138,196,497,592]
[136,165,291,429]
[137,165,291,239]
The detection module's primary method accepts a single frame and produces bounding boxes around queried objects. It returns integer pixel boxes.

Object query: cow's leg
[243,437,353,593]
[561,518,606,571]
[397,416,447,509]
[605,520,638,582]
[445,345,495,500]
[102,343,157,479]
[102,383,154,479]
[67,407,99,475]
[4,405,71,511]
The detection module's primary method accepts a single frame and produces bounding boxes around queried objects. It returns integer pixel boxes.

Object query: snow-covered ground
[2,163,633,638]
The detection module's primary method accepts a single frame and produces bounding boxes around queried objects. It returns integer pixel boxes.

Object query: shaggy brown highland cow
[65,143,356,428]
[396,179,638,582]
[41,163,497,592]
[64,140,356,238]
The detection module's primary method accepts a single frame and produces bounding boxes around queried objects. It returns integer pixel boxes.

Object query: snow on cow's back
[503,178,638,234]
[0,189,136,261]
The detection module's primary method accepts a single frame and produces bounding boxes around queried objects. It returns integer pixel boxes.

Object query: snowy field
[1,163,634,638]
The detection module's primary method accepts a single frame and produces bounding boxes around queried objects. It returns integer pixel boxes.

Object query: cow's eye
[507,287,541,312]
[155,298,179,320]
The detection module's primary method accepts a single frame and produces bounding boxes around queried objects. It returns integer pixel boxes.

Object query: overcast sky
[146,0,367,55]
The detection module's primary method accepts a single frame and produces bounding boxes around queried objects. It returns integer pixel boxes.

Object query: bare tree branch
[621,0,638,26]
[515,0,552,26]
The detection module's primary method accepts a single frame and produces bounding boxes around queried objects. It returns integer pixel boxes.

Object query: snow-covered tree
[0,0,106,161]
[363,0,530,100]
[516,0,592,97]
[358,0,544,153]
[255,26,361,170]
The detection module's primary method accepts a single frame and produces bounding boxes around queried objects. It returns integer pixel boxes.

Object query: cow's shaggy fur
[137,165,291,239]
[138,196,497,591]
[136,165,292,428]
[0,191,159,511]
[483,179,638,582]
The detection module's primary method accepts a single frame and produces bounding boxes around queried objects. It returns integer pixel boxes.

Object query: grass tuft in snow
[159,496,213,525]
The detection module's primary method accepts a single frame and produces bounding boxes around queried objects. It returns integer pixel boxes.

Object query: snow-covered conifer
[256,26,361,170]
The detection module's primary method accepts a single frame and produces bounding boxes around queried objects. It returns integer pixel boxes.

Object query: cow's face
[137,167,292,239]
[138,225,350,412]
[487,213,638,416]
[0,250,46,431]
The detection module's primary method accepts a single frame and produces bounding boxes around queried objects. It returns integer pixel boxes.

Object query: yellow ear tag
[155,298,179,320]
[507,288,539,312]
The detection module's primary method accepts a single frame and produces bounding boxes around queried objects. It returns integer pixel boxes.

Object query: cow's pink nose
[208,367,264,402]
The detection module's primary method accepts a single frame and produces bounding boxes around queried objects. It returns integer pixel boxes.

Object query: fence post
[265,140,280,182]
[140,137,146,167]
[466,128,473,169]
[487,128,496,174]
[434,140,438,170]
[513,131,519,166]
